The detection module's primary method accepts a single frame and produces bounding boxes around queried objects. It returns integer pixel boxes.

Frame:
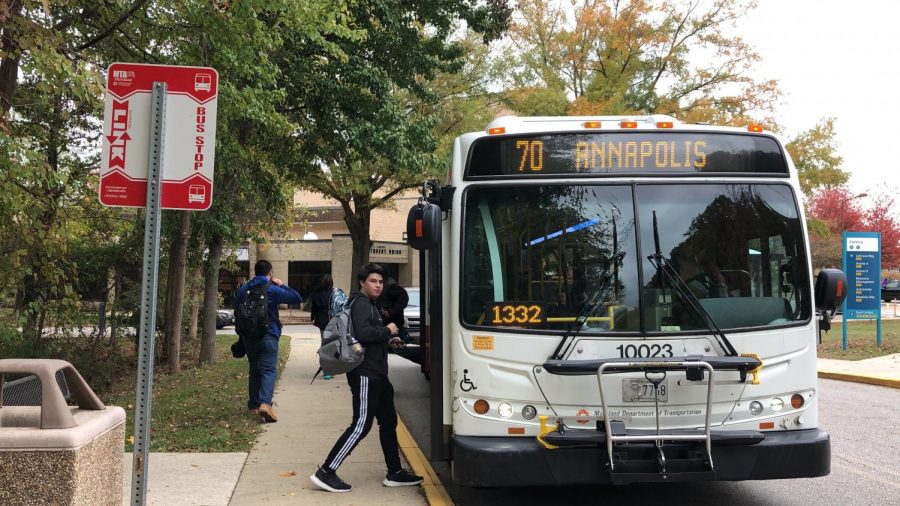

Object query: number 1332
[489,303,544,325]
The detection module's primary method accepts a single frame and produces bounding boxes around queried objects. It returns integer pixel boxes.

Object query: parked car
[216,309,235,329]
[404,287,420,344]
[883,280,900,302]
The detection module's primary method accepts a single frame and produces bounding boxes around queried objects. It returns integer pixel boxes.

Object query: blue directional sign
[842,231,882,348]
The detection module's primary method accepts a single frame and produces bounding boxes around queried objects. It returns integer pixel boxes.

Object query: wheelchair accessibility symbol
[460,369,477,392]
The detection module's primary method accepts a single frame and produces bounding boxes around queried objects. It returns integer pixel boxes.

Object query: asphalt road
[390,355,900,506]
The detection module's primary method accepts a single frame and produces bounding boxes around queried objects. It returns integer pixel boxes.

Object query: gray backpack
[315,298,364,379]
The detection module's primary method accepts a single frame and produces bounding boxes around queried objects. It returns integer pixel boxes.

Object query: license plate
[622,378,668,402]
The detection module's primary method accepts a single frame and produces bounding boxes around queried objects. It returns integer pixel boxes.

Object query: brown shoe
[258,403,278,423]
[248,407,259,415]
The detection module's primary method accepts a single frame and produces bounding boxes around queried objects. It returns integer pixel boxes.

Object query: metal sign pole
[131,82,167,505]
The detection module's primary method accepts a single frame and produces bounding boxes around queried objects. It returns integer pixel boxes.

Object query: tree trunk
[345,206,372,283]
[199,234,224,364]
[187,275,201,343]
[164,211,191,373]
[0,0,22,125]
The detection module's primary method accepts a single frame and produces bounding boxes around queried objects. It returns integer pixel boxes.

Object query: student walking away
[234,260,301,423]
[310,263,423,493]
[377,277,420,365]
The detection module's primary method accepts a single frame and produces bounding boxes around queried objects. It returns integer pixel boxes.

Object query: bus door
[407,184,450,460]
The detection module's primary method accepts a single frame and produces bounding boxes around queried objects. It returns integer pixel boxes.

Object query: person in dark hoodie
[310,263,423,493]
[309,274,334,335]
[309,274,337,380]
[377,277,420,365]
[234,260,301,423]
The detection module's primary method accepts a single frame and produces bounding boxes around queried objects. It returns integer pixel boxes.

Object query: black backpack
[236,282,270,339]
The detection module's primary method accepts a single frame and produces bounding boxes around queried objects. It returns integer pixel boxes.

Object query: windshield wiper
[550,252,624,361]
[648,211,738,357]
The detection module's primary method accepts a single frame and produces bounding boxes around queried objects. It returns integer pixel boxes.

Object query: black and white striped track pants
[323,374,401,473]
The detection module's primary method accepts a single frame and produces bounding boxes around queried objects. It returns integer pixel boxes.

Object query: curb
[396,418,453,506]
[818,371,900,389]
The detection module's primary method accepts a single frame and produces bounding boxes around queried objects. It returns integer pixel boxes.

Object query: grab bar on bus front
[542,355,761,381]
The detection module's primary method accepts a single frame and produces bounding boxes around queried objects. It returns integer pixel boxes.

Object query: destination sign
[466,132,788,177]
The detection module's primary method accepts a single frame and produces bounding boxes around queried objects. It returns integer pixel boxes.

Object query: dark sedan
[883,280,900,302]
[216,309,235,329]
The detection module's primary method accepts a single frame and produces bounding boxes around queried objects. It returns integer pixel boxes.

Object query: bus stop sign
[99,63,218,210]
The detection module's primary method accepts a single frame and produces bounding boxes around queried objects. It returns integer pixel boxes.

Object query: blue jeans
[246,334,278,409]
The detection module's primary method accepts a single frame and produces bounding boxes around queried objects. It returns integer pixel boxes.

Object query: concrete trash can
[0,359,126,506]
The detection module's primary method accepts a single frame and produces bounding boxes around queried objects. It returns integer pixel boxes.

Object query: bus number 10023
[616,343,674,358]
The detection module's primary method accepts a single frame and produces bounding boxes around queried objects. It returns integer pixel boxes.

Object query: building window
[299,207,343,223]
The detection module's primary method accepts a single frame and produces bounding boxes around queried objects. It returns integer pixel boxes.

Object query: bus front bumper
[451,428,829,487]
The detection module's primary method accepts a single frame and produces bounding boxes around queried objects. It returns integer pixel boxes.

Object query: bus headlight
[749,401,763,416]
[522,405,537,420]
[498,403,513,418]
[770,398,784,412]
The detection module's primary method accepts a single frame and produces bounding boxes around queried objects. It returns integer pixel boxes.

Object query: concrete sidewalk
[818,353,900,389]
[121,453,247,505]
[228,330,427,505]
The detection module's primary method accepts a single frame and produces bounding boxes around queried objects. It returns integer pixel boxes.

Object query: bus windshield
[461,183,811,334]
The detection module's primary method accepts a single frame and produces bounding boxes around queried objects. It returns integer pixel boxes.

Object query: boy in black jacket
[310,263,423,493]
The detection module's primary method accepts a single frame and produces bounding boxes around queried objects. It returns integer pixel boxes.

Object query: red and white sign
[99,63,218,210]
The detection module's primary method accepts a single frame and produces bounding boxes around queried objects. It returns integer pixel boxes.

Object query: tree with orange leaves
[502,0,781,127]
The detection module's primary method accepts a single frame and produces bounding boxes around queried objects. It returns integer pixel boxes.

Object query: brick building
[222,190,420,305]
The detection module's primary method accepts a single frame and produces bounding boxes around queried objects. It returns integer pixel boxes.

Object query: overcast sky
[739,0,900,201]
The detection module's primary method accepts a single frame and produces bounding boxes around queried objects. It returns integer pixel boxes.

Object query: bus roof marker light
[583,121,602,129]
[620,121,638,129]
[656,121,674,128]
[747,123,764,133]
[487,127,506,135]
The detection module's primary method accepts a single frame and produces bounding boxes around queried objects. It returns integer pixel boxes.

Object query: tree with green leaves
[145,0,356,365]
[784,118,848,195]
[278,0,510,277]
[424,30,510,161]
[0,0,122,342]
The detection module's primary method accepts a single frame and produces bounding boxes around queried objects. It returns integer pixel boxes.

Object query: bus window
[462,185,641,332]
[637,183,810,331]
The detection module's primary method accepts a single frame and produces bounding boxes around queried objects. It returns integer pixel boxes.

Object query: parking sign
[99,63,218,210]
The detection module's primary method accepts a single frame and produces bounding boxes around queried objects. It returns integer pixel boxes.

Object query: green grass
[817,319,900,360]
[106,334,290,452]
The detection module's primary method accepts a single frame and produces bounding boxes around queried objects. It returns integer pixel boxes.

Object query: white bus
[406,115,846,486]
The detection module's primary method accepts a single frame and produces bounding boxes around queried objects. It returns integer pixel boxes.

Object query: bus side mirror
[814,269,847,312]
[407,202,441,250]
